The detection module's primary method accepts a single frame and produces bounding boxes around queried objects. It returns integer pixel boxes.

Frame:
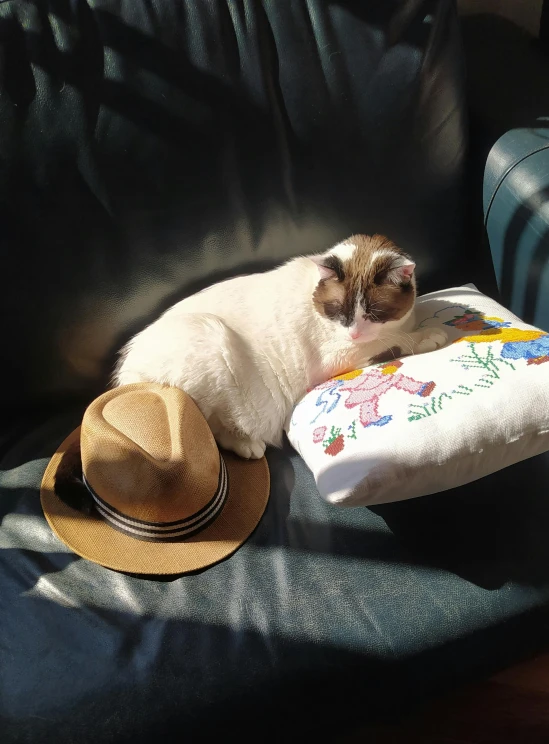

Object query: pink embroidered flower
[313,426,327,443]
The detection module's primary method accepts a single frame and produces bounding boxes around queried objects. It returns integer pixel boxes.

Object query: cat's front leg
[387,327,448,357]
[408,327,448,354]
[217,431,267,460]
[365,327,448,366]
[210,424,267,460]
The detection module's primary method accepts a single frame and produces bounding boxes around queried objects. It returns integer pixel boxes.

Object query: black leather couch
[2,2,549,742]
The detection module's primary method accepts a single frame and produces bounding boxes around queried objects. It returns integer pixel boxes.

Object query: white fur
[114,248,446,458]
[330,241,358,263]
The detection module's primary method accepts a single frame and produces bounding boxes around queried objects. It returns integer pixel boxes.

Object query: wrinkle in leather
[0,0,466,408]
[3,4,538,744]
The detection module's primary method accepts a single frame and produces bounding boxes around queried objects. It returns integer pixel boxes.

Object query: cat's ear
[309,254,345,281]
[384,256,415,286]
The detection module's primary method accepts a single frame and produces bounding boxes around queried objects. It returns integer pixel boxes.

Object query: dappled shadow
[4,406,549,743]
[372,447,549,590]
[2,552,549,744]
[313,446,549,591]
[523,225,549,325]
[461,13,549,300]
[0,0,298,406]
[5,371,549,595]
[0,0,468,408]
[0,11,546,740]
[498,185,549,327]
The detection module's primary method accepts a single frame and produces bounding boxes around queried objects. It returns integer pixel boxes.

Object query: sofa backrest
[0,0,466,409]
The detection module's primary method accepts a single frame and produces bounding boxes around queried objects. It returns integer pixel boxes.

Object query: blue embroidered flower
[311,380,345,423]
[501,335,549,360]
[365,415,392,428]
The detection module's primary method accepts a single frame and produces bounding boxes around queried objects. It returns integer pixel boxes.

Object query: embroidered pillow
[286,285,549,505]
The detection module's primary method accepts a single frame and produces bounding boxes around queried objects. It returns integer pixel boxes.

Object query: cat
[113,234,447,459]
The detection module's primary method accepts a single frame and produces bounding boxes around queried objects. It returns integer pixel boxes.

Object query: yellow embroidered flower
[333,369,363,381]
[454,328,545,345]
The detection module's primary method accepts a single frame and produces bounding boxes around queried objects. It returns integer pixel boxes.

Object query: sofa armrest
[460,13,549,307]
[484,129,549,330]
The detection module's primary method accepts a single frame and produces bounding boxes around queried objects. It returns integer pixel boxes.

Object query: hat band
[82,455,229,542]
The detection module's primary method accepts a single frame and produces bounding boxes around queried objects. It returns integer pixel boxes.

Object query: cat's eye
[322,255,345,282]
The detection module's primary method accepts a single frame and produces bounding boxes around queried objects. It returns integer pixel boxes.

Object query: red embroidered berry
[324,435,345,456]
[418,381,436,397]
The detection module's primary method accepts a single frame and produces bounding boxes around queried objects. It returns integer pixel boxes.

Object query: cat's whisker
[372,333,404,357]
[382,331,414,356]
[115,232,420,458]
[396,331,418,355]
[377,341,401,360]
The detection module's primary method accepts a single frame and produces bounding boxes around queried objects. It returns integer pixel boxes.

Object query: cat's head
[310,234,416,343]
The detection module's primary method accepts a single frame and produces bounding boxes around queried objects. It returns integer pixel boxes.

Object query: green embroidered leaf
[453,384,473,395]
[323,425,342,447]
[408,403,431,419]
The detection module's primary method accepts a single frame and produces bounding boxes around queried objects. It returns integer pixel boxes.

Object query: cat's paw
[234,439,266,460]
[417,328,448,353]
[217,432,266,460]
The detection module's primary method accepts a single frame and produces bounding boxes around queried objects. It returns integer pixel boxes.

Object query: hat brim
[40,427,270,575]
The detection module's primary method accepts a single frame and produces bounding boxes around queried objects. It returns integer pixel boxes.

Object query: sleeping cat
[114,234,447,459]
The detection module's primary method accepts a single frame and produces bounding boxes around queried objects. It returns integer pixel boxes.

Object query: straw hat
[40,383,270,575]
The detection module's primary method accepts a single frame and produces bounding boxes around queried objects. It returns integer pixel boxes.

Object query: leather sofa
[2,2,549,741]
[461,13,549,332]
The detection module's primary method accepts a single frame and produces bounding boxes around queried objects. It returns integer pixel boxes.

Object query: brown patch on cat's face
[312,234,415,332]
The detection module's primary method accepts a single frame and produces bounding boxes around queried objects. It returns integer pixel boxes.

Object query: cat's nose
[349,329,361,340]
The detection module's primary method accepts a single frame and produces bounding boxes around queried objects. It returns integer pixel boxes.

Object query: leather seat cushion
[2,412,549,742]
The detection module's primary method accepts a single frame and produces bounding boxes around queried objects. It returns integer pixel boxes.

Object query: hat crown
[81,384,220,524]
[41,381,270,574]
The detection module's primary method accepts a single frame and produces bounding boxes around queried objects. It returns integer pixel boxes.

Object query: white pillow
[286,285,549,506]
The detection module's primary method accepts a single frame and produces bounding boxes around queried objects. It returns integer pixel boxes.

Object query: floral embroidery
[451,343,515,387]
[323,426,345,456]
[443,311,511,332]
[418,304,480,328]
[446,310,549,365]
[300,306,549,454]
[408,385,473,421]
[311,360,436,454]
[337,360,436,428]
[407,310,547,421]
[313,426,327,443]
[311,380,346,423]
[319,420,358,455]
[333,369,364,382]
[501,337,549,362]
